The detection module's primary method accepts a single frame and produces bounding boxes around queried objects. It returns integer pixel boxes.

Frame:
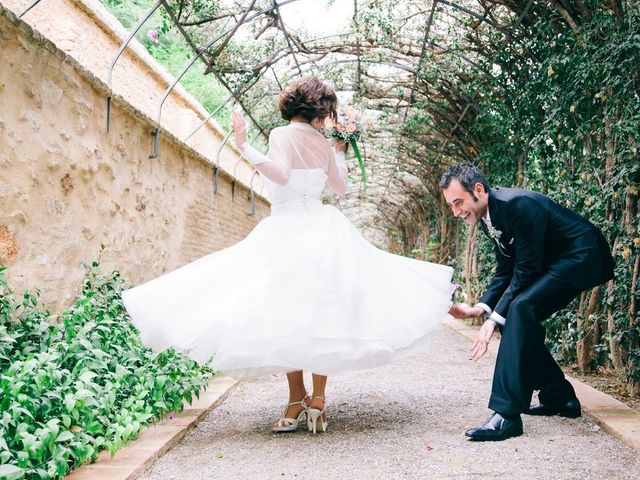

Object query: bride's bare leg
[282,370,310,420]
[311,374,327,410]
[307,374,328,432]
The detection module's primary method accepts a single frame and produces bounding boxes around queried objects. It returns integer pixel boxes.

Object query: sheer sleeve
[240,128,292,185]
[327,150,348,196]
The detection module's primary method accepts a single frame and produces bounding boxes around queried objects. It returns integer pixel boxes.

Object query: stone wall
[0,2,270,309]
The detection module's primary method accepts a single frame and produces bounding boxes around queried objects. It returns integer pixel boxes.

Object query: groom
[441,163,614,441]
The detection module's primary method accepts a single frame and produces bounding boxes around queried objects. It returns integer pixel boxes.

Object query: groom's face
[442,179,488,226]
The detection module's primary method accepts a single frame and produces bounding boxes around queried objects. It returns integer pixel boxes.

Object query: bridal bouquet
[326,105,367,185]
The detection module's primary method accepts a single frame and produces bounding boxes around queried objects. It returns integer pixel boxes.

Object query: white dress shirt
[475,211,507,326]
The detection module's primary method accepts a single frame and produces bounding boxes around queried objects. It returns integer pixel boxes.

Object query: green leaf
[64,394,75,412]
[55,431,74,443]
[0,464,25,480]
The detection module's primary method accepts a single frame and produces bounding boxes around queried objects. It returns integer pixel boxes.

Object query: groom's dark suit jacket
[478,188,614,319]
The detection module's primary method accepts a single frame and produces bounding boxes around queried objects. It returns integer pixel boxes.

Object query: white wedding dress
[122,122,454,379]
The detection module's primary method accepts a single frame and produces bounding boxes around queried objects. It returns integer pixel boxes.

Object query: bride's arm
[327,140,348,195]
[232,112,292,185]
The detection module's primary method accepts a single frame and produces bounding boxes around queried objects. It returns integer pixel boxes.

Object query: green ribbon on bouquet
[349,137,367,187]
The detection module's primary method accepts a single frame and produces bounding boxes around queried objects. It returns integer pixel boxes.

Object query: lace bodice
[239,122,347,214]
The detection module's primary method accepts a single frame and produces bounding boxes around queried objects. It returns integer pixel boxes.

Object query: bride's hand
[332,138,348,153]
[448,303,483,319]
[231,110,247,149]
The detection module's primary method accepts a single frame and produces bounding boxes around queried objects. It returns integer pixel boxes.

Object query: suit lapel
[485,189,512,257]
[488,189,499,229]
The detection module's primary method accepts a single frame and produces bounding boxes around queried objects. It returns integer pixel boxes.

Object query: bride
[122,76,454,434]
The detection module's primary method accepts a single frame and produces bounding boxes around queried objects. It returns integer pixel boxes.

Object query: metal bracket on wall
[18,0,43,18]
[150,3,283,159]
[213,130,234,194]
[249,170,258,216]
[183,95,235,143]
[106,0,163,133]
[231,132,262,199]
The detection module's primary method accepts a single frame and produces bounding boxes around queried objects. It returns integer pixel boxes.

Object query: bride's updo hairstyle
[278,76,338,124]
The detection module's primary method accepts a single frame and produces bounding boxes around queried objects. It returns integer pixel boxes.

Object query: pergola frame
[18,0,567,239]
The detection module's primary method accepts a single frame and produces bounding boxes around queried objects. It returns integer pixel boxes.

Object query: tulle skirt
[122,205,454,379]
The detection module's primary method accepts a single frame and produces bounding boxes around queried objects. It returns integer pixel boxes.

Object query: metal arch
[150,0,299,159]
[231,156,243,200]
[437,0,521,44]
[150,29,237,159]
[18,0,43,18]
[271,0,303,76]
[182,72,267,144]
[183,94,236,143]
[289,58,417,76]
[373,0,536,219]
[213,130,234,194]
[162,5,349,148]
[231,131,262,200]
[106,0,163,132]
[353,0,362,95]
[249,170,259,216]
[402,0,438,121]
[160,0,270,141]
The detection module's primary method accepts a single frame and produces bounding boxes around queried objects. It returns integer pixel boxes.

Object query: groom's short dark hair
[439,163,490,194]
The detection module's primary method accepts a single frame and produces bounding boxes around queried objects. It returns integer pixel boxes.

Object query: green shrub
[0,263,213,479]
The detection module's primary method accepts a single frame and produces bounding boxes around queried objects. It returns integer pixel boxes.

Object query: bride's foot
[272,395,311,433]
[307,396,328,434]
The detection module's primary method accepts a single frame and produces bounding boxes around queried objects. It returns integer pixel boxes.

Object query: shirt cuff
[475,303,492,315]
[489,311,506,326]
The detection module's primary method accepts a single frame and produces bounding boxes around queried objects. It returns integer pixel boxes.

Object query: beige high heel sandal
[272,395,310,433]
[307,396,328,434]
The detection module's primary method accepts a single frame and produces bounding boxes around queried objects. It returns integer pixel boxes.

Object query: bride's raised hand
[331,138,347,153]
[231,110,247,149]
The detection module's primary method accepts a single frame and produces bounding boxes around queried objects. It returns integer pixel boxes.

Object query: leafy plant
[0,263,212,479]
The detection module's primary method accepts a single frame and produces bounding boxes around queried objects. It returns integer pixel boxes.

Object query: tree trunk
[628,254,640,395]
[607,239,625,373]
[577,286,600,372]
[604,102,618,182]
[624,189,637,235]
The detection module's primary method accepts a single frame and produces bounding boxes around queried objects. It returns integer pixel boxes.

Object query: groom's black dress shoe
[527,398,581,418]
[465,413,523,441]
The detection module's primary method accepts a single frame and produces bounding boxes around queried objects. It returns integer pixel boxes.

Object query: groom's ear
[474,182,486,195]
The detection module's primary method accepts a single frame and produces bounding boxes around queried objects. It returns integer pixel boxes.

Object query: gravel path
[139,324,640,479]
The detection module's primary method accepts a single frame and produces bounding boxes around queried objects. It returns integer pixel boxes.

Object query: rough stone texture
[137,324,640,480]
[0,4,270,308]
[0,225,19,265]
[2,0,258,180]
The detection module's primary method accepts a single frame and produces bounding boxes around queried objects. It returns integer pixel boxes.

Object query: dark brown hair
[278,76,338,123]
[439,163,490,194]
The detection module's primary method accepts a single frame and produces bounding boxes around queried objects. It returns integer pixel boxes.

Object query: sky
[278,0,354,37]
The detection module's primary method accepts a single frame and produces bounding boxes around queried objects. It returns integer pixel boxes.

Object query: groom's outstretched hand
[470,320,496,361]
[448,303,484,319]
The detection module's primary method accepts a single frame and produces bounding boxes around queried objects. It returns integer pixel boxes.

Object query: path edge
[66,375,239,480]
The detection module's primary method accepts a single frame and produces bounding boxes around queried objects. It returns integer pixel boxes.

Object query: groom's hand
[470,320,496,361]
[448,303,484,319]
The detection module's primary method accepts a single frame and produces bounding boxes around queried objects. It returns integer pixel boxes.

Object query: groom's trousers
[488,273,583,418]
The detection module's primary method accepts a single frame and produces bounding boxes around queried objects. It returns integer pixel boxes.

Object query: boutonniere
[487,225,503,242]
